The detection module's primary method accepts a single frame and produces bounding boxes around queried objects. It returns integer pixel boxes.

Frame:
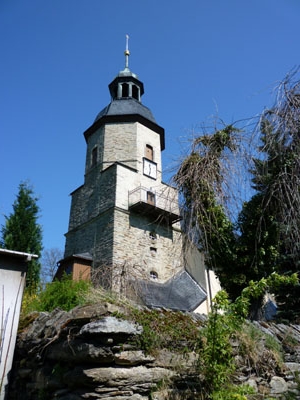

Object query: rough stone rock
[151,390,188,400]
[284,361,300,374]
[151,349,197,369]
[20,309,70,340]
[245,378,258,393]
[19,311,50,339]
[70,304,110,320]
[270,376,288,394]
[87,365,174,385]
[46,339,114,364]
[114,350,155,366]
[10,304,300,400]
[79,317,143,337]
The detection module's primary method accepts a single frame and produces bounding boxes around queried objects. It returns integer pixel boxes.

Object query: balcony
[128,186,181,225]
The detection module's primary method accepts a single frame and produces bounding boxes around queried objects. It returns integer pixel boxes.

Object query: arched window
[150,247,157,257]
[145,144,153,161]
[132,85,139,100]
[149,231,157,240]
[122,83,129,97]
[150,271,158,280]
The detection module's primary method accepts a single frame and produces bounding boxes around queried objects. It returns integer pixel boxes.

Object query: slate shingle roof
[94,98,156,124]
[137,270,207,312]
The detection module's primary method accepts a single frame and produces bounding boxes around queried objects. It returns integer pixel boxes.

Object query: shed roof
[0,248,38,260]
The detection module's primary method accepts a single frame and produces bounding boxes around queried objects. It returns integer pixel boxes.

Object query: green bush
[38,275,91,311]
[22,274,91,314]
[198,291,238,395]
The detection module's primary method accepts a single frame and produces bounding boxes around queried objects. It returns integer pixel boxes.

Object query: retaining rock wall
[7,304,300,399]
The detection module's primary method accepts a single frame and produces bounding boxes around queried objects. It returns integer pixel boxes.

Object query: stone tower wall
[112,209,183,283]
[65,160,183,284]
[85,125,105,173]
[64,208,114,266]
[66,165,117,233]
[85,122,163,181]
[65,115,186,290]
[102,123,139,171]
[112,163,183,282]
[64,164,118,259]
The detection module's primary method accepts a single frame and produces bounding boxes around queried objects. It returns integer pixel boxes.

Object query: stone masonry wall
[8,305,200,400]
[85,125,105,174]
[65,160,185,286]
[8,305,300,400]
[102,123,139,171]
[67,164,117,233]
[64,165,117,259]
[113,210,183,283]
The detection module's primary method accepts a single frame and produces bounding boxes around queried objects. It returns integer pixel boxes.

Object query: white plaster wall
[0,269,26,399]
[194,269,222,314]
[136,123,162,177]
[184,243,207,289]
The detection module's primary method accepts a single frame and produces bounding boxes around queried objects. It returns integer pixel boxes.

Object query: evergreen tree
[1,181,43,289]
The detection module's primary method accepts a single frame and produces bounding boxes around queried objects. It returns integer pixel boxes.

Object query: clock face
[143,159,157,179]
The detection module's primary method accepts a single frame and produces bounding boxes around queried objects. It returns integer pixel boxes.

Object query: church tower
[60,38,212,311]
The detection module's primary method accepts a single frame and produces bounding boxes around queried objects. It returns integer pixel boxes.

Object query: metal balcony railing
[128,186,181,224]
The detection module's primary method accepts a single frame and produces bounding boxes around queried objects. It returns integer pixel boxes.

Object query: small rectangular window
[145,144,153,161]
[150,247,157,257]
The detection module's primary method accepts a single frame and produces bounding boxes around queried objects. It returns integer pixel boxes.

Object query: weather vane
[125,34,130,69]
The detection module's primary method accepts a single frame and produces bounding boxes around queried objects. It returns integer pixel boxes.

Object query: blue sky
[1,0,299,254]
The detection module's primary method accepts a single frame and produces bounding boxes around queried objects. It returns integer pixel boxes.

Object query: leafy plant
[198,291,238,395]
[21,274,91,313]
[39,275,91,311]
[197,273,297,398]
[211,383,255,400]
[21,288,41,316]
